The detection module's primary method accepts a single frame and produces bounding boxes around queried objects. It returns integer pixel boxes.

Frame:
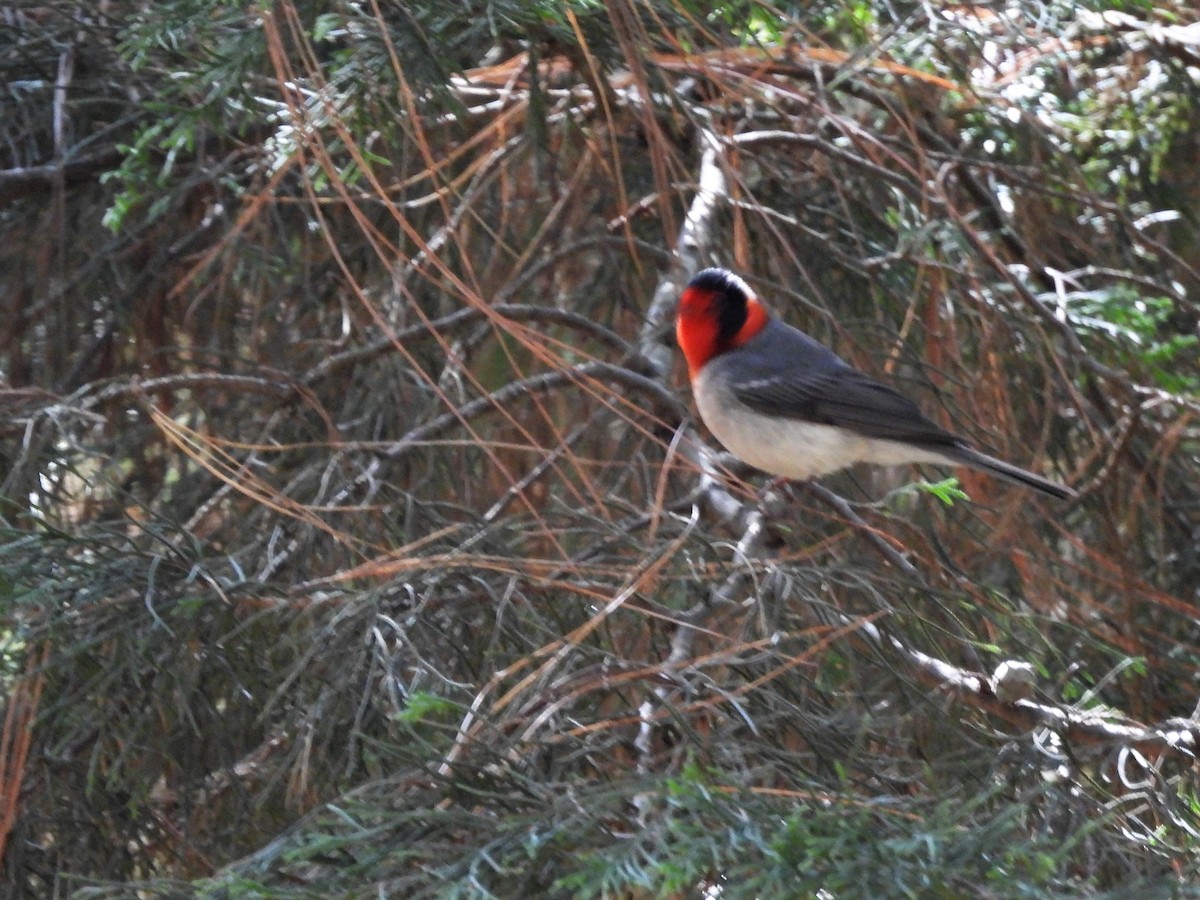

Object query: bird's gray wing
[731,366,964,447]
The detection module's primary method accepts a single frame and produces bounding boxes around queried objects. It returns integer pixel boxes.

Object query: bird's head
[675,267,769,377]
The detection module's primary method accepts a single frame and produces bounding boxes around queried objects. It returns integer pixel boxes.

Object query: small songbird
[675,267,1074,499]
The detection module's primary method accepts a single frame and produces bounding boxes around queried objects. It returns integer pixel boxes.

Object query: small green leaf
[918,478,970,506]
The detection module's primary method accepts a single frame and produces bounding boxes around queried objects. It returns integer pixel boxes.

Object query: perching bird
[675,267,1074,499]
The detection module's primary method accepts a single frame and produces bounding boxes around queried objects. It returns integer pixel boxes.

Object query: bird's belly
[693,372,948,480]
[701,404,870,479]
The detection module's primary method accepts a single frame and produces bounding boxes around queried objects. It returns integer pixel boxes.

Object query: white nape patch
[718,269,754,301]
[693,366,952,480]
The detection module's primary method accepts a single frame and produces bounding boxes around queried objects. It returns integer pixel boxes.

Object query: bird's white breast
[692,365,952,480]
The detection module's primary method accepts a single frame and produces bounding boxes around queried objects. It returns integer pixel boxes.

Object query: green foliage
[915,478,971,506]
[1079,0,1158,15]
[193,761,1174,898]
[392,690,460,725]
[818,0,877,46]
[102,1,272,231]
[1067,288,1199,393]
[1062,71,1195,203]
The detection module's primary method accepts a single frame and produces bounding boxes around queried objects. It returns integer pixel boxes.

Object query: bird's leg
[756,475,791,514]
[731,476,790,559]
[765,475,789,494]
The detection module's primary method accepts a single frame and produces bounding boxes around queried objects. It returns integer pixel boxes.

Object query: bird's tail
[941,446,1076,500]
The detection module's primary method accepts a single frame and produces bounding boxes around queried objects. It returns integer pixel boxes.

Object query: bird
[675,267,1075,500]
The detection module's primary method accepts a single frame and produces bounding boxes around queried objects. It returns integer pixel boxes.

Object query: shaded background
[2,1,1199,895]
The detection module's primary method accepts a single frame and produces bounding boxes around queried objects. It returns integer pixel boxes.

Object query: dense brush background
[2,1,1200,896]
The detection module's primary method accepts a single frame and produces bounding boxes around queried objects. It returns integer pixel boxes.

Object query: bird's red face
[675,268,769,378]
